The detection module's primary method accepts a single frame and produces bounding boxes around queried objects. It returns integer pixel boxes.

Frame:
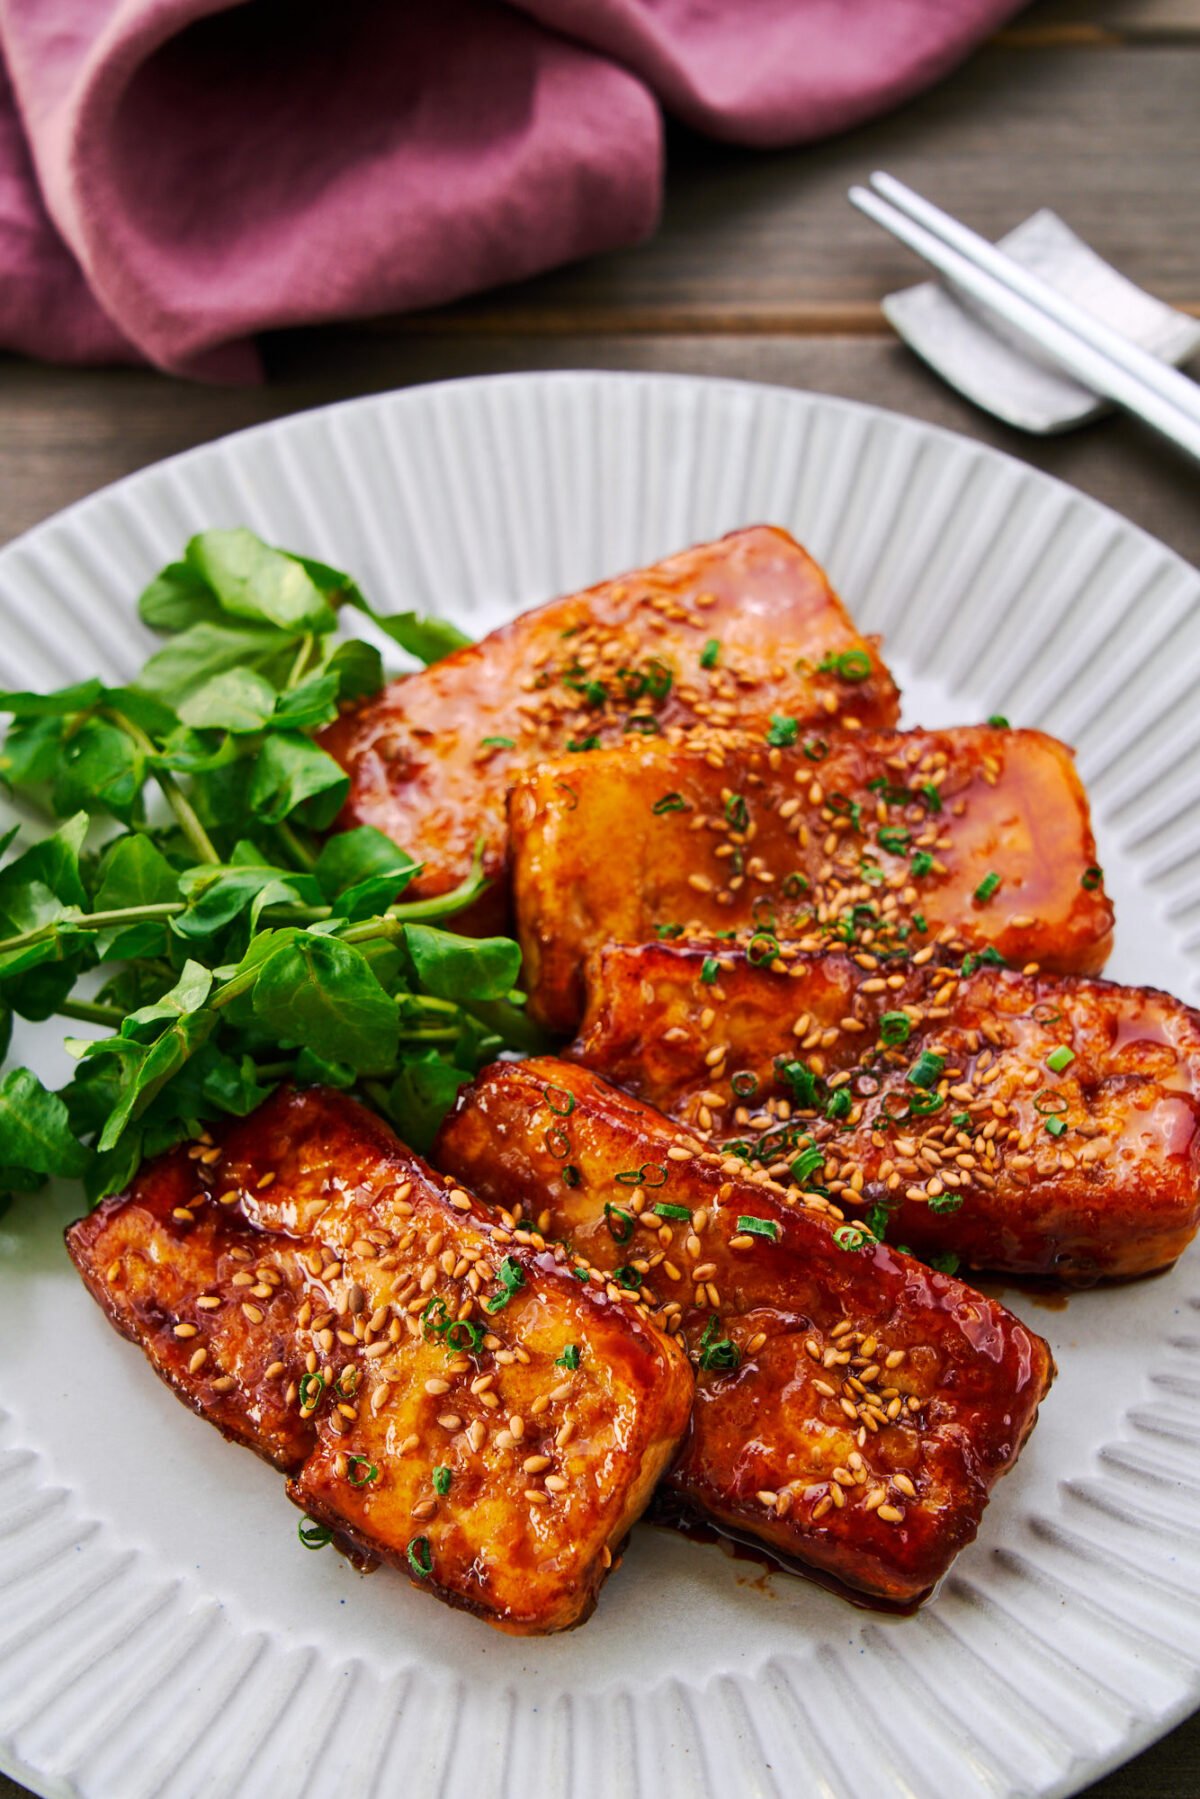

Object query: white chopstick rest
[850,174,1200,464]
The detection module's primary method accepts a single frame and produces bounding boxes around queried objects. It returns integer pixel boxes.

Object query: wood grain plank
[1006,0,1200,41]
[391,46,1200,336]
[0,331,1195,566]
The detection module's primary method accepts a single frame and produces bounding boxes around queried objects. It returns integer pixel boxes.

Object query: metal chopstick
[848,180,1200,464]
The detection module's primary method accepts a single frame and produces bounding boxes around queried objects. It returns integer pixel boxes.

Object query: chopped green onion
[484,1255,525,1313]
[746,931,778,966]
[298,1517,332,1550]
[566,734,600,753]
[700,639,720,669]
[731,1070,758,1099]
[832,1224,869,1253]
[879,1011,913,1046]
[298,1371,325,1409]
[906,1088,945,1117]
[927,1251,961,1275]
[555,1344,581,1370]
[407,1536,433,1579]
[697,1314,740,1371]
[604,1202,635,1244]
[652,791,690,815]
[562,1163,581,1188]
[624,715,661,736]
[1033,1089,1068,1115]
[443,1319,485,1356]
[655,921,683,939]
[927,1192,964,1214]
[1045,1116,1067,1138]
[911,851,934,877]
[725,793,749,832]
[653,1201,693,1221]
[865,1202,891,1240]
[802,736,829,761]
[918,782,942,813]
[973,871,1001,903]
[782,872,810,899]
[907,1050,945,1090]
[610,1264,643,1291]
[736,1215,780,1241]
[825,1087,852,1122]
[348,1455,379,1488]
[481,735,515,749]
[961,946,1007,976]
[790,1144,825,1186]
[987,714,1010,729]
[543,1124,570,1159]
[913,912,929,934]
[614,1162,668,1188]
[766,714,799,748]
[1081,865,1103,891]
[433,1465,452,1496]
[878,827,910,854]
[700,955,720,985]
[828,792,862,831]
[951,1112,972,1130]
[1045,1046,1075,1074]
[544,1084,575,1116]
[778,1059,818,1108]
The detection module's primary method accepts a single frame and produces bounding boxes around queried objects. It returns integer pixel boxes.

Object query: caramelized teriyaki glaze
[67,1087,693,1635]
[435,1058,1054,1604]
[509,725,1114,1032]
[570,943,1200,1281]
[319,526,898,925]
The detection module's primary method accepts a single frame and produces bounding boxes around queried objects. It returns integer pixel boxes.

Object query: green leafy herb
[0,528,540,1223]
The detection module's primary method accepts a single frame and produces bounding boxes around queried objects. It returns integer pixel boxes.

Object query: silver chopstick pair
[850,171,1200,465]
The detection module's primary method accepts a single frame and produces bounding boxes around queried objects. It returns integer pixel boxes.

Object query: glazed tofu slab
[510,725,1114,1031]
[319,527,899,922]
[435,1057,1054,1604]
[571,944,1200,1281]
[67,1087,693,1635]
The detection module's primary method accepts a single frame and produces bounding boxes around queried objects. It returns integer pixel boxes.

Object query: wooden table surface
[0,0,1197,1794]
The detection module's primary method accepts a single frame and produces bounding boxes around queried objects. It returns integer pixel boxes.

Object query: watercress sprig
[0,528,531,1221]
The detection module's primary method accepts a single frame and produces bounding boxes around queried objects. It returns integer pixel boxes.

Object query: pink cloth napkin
[0,0,1025,379]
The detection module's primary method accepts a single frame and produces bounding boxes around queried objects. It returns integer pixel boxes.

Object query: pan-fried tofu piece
[570,943,1200,1282]
[510,725,1114,1031]
[319,527,899,924]
[435,1058,1054,1605]
[67,1142,315,1472]
[67,1087,693,1635]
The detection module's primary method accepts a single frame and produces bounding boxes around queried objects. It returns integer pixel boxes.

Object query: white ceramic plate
[1,372,1199,1799]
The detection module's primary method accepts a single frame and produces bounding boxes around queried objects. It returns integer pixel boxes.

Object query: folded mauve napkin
[0,0,1024,378]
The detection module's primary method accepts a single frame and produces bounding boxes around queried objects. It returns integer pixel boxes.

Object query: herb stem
[104,709,220,866]
[286,634,315,690]
[57,998,125,1026]
[275,820,318,871]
